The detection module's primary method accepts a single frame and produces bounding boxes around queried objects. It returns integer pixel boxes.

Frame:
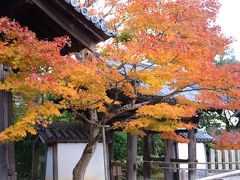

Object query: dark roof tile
[64,1,116,37]
[38,122,90,144]
[179,129,214,143]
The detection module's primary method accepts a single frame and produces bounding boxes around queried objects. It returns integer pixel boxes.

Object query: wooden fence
[111,149,240,180]
[209,149,240,170]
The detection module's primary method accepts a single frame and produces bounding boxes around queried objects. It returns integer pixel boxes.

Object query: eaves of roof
[178,129,214,143]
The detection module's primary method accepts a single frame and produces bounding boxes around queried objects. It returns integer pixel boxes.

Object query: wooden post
[216,150,222,170]
[229,150,236,170]
[143,133,151,179]
[108,131,114,180]
[0,65,16,180]
[223,150,229,170]
[31,140,39,180]
[188,129,196,180]
[127,134,137,180]
[236,150,240,169]
[102,126,110,180]
[164,140,175,180]
[209,149,215,170]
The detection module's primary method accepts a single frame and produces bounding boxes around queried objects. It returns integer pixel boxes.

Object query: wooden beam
[127,134,137,180]
[188,129,197,180]
[54,0,108,41]
[164,140,175,180]
[32,0,99,51]
[0,65,16,180]
[143,134,151,179]
[53,144,58,180]
[108,132,114,180]
[31,139,39,180]
[0,0,31,16]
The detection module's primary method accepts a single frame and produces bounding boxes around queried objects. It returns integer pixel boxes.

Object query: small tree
[199,48,239,132]
[0,0,240,180]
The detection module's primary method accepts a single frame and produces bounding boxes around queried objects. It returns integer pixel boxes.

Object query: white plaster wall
[57,143,105,180]
[196,143,207,170]
[178,143,189,170]
[45,146,53,180]
[178,143,208,178]
[178,143,207,169]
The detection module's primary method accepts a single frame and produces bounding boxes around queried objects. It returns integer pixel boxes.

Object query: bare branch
[83,0,96,7]
[73,110,98,126]
[103,5,115,18]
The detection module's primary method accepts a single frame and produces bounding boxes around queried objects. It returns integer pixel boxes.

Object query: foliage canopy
[0,0,240,143]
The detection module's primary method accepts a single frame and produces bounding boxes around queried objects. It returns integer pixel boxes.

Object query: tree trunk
[72,109,101,180]
[164,140,175,180]
[188,129,196,180]
[0,65,16,180]
[127,134,138,180]
[143,134,151,179]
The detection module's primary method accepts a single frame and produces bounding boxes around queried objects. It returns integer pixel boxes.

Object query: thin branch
[103,5,116,18]
[73,110,98,126]
[107,100,151,120]
[115,14,135,30]
[85,99,103,107]
[106,115,135,131]
[67,100,98,126]
[107,87,120,112]
[106,87,215,120]
[138,62,156,71]
[117,62,127,70]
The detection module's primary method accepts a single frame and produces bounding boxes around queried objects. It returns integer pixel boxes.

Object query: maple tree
[214,131,240,150]
[0,0,240,179]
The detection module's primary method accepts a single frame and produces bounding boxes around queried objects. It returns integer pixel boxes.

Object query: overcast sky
[217,0,240,60]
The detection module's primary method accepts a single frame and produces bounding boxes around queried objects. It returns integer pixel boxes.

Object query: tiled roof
[179,129,214,143]
[64,0,116,37]
[37,122,112,144]
[37,122,89,144]
[107,60,200,101]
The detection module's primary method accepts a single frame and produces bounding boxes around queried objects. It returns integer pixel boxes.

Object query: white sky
[217,0,240,60]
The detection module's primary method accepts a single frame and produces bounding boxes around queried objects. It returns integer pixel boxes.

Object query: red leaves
[214,131,240,150]
[0,0,240,143]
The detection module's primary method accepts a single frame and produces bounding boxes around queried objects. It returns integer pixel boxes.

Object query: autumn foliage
[0,17,112,141]
[214,131,240,150]
[0,0,240,143]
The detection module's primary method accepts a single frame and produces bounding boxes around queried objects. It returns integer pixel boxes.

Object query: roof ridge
[64,0,117,37]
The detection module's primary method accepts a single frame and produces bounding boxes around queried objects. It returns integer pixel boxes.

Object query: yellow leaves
[114,103,196,141]
[176,95,200,109]
[0,102,60,142]
[98,105,107,113]
[121,82,135,98]
[37,102,61,117]
[137,103,196,120]
[0,0,239,146]
[114,120,146,136]
[161,131,189,143]
[114,116,195,142]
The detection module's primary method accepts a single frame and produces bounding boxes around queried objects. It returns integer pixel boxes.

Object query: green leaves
[52,110,74,123]
[116,31,133,42]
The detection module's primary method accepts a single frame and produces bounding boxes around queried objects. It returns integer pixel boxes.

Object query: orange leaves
[161,131,189,143]
[137,103,196,120]
[0,18,69,72]
[114,103,196,140]
[121,82,135,98]
[0,102,60,142]
[214,131,240,150]
[101,0,234,107]
[1,0,240,145]
[0,18,113,142]
[0,17,112,111]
